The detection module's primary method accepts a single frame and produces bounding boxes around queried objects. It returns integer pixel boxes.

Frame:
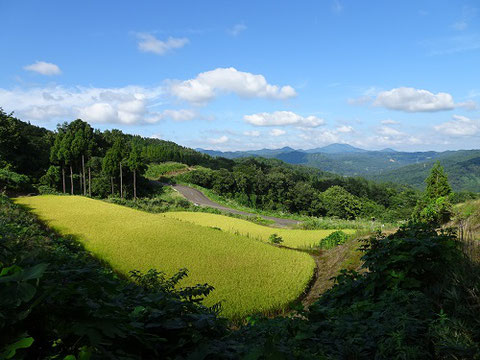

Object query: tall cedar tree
[126,140,144,200]
[425,161,452,201]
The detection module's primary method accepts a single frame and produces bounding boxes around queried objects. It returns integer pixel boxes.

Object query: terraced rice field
[15,195,315,319]
[163,211,355,248]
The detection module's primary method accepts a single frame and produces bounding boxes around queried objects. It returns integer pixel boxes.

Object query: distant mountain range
[197,144,480,192]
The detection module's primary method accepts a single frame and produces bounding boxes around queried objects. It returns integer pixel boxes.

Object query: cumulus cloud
[434,115,480,136]
[243,130,260,137]
[24,61,61,75]
[374,87,455,112]
[228,23,247,36]
[209,135,229,144]
[0,85,201,125]
[170,67,296,105]
[270,128,286,136]
[244,111,324,127]
[137,33,189,55]
[336,125,354,133]
[298,129,340,145]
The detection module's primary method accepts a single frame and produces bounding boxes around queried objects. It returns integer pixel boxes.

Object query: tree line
[0,109,233,198]
[178,157,420,221]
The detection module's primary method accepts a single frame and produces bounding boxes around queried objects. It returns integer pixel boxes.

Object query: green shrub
[318,230,348,249]
[0,167,31,192]
[320,186,362,220]
[268,233,283,245]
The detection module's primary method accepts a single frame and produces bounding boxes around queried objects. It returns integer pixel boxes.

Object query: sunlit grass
[163,211,355,248]
[14,195,315,319]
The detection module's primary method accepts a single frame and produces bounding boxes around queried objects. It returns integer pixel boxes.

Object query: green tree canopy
[425,161,452,201]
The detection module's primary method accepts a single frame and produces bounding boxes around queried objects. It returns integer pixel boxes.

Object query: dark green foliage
[268,233,283,245]
[374,150,480,192]
[180,157,418,221]
[0,167,31,193]
[425,161,452,201]
[0,109,52,179]
[320,185,362,219]
[318,230,348,249]
[39,165,61,188]
[414,162,454,226]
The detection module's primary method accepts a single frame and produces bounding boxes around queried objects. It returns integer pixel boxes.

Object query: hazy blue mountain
[303,143,368,154]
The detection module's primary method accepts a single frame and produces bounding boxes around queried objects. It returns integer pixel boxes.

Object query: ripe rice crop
[163,211,355,248]
[15,195,315,319]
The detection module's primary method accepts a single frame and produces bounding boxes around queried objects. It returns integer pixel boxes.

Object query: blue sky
[1,0,479,151]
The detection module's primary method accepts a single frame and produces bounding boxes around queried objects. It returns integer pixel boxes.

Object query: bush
[36,185,63,195]
[318,230,348,249]
[268,233,283,245]
[320,186,362,220]
[0,167,31,193]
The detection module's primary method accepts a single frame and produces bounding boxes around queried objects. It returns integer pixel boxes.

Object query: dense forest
[0,109,232,198]
[177,159,418,221]
[199,146,480,192]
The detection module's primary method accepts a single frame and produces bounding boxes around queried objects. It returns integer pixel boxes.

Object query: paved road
[171,184,300,228]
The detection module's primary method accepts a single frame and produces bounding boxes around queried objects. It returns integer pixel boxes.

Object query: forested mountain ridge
[198,145,480,192]
[372,150,480,192]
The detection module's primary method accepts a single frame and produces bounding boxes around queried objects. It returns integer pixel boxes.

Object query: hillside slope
[372,150,480,192]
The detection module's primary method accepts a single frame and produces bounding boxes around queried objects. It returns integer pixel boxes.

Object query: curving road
[170,184,300,228]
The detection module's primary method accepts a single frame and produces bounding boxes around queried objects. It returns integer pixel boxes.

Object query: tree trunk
[111,177,114,196]
[62,166,66,193]
[120,162,123,199]
[70,166,73,195]
[88,167,91,197]
[79,171,82,194]
[82,155,86,196]
[133,169,136,200]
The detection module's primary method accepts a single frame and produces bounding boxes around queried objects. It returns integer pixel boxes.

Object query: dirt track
[170,184,300,228]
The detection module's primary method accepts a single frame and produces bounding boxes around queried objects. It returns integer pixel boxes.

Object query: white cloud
[244,111,324,127]
[298,129,340,145]
[137,33,189,55]
[162,109,197,122]
[209,135,229,144]
[377,126,404,137]
[336,125,354,133]
[228,23,247,36]
[170,67,296,105]
[381,119,399,125]
[434,115,480,136]
[24,61,61,75]
[0,85,172,125]
[80,103,118,123]
[457,99,477,110]
[374,87,455,112]
[270,128,286,136]
[243,130,260,137]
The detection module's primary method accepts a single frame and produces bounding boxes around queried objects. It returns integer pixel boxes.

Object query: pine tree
[425,161,452,201]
